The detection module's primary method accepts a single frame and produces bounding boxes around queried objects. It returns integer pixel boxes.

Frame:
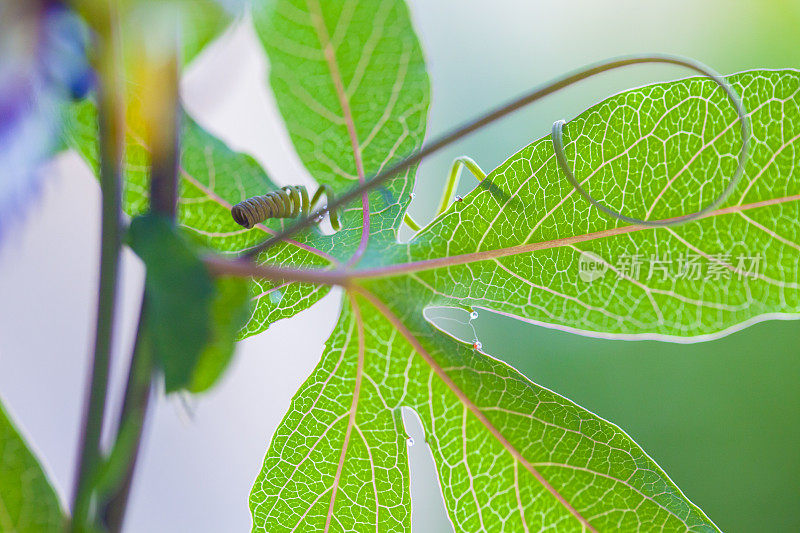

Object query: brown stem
[203,256,352,287]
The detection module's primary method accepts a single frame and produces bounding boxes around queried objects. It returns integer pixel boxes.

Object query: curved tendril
[436,156,487,216]
[231,185,341,231]
[310,185,341,231]
[243,54,751,258]
[551,57,750,227]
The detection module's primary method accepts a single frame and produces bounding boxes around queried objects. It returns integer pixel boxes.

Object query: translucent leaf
[251,290,719,531]
[247,26,800,533]
[0,400,64,532]
[399,70,800,340]
[251,0,430,254]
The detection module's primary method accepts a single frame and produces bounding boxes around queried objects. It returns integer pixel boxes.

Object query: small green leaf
[0,399,64,532]
[128,215,251,392]
[189,275,251,393]
[128,214,215,392]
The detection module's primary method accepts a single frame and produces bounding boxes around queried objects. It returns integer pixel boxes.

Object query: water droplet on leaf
[269,289,284,304]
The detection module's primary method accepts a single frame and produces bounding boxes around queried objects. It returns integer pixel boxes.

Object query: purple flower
[0,1,92,245]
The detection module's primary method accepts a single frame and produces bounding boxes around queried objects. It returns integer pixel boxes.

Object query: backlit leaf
[248,39,799,533]
[0,399,64,532]
[396,70,800,340]
[252,0,430,255]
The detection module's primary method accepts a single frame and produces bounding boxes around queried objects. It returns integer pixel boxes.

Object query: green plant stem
[101,303,154,532]
[70,7,125,530]
[403,213,421,231]
[402,157,486,234]
[101,47,181,533]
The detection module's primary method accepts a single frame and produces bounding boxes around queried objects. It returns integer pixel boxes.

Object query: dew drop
[269,289,284,305]
[469,310,479,320]
[455,195,463,202]
[472,341,483,351]
[407,437,415,446]
[409,192,416,200]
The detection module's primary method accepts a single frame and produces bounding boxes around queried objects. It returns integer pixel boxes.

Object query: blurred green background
[406,1,800,531]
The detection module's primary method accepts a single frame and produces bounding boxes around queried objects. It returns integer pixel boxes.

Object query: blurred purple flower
[0,0,93,245]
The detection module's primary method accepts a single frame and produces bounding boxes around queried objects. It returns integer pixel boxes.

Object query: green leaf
[0,399,64,532]
[189,275,251,393]
[248,54,800,533]
[398,70,800,340]
[251,0,430,253]
[251,290,719,531]
[128,214,216,392]
[128,215,253,392]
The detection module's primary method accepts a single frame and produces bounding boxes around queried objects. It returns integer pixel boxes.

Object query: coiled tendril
[243,54,751,256]
[551,55,750,227]
[231,185,341,231]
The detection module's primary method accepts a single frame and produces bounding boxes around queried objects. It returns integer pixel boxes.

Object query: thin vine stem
[436,156,486,216]
[70,3,125,529]
[204,255,353,286]
[242,53,745,258]
[202,193,800,287]
[101,40,181,532]
[101,301,153,532]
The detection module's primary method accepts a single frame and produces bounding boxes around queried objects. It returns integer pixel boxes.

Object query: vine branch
[70,2,125,529]
[101,21,181,533]
[243,54,745,258]
[203,256,352,287]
